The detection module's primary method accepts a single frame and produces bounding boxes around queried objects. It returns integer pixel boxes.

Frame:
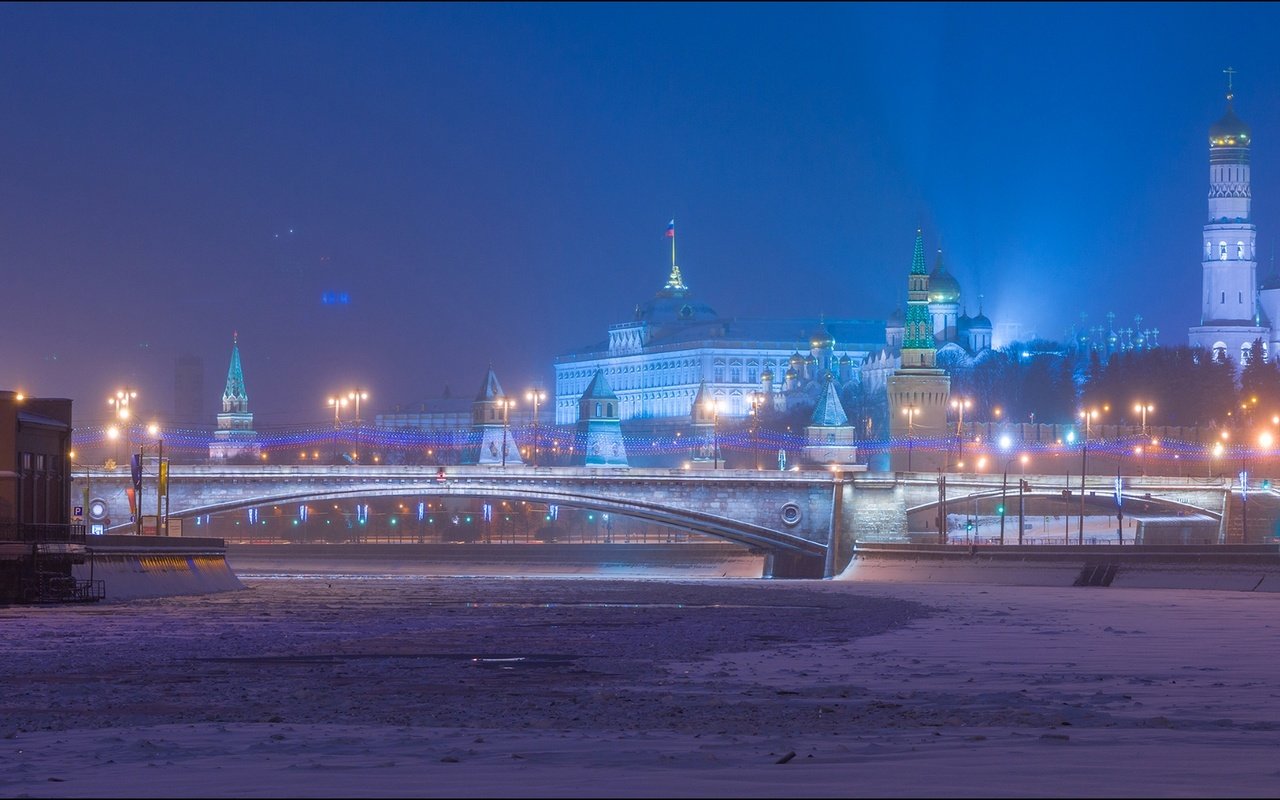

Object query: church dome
[784,367,798,381]
[928,251,961,304]
[789,351,804,368]
[1210,104,1251,146]
[838,353,852,365]
[809,322,835,350]
[969,312,992,330]
[761,367,774,381]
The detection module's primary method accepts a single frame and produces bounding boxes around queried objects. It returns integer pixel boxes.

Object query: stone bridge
[72,466,1262,578]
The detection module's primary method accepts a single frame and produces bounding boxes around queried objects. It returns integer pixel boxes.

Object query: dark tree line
[950,341,1280,429]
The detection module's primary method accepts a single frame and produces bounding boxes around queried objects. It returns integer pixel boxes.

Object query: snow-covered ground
[1,571,1277,797]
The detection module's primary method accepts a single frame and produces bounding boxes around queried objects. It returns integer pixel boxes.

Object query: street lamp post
[146,424,168,536]
[749,392,764,470]
[327,396,348,462]
[1078,408,1099,545]
[347,389,369,425]
[902,404,919,472]
[703,398,723,469]
[108,387,137,467]
[950,397,971,470]
[1134,401,1154,436]
[999,459,1012,546]
[1018,454,1029,545]
[501,398,516,467]
[525,389,546,467]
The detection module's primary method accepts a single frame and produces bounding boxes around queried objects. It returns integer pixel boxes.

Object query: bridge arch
[160,483,825,558]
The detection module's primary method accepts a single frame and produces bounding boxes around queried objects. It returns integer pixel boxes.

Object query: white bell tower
[1190,68,1268,364]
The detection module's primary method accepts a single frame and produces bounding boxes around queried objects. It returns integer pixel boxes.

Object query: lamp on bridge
[525,388,546,467]
[144,423,169,537]
[347,389,370,426]
[1133,401,1154,436]
[949,397,971,470]
[902,403,919,472]
[108,387,137,467]
[327,395,348,429]
[1078,407,1102,545]
[500,397,516,468]
[702,397,724,469]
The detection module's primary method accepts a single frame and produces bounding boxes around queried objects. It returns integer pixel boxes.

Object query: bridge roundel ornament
[779,503,802,527]
[88,498,108,521]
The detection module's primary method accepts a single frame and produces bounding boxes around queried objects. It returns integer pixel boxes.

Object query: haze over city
[4,2,1280,427]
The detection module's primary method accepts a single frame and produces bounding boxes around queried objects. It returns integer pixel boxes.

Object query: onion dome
[761,367,774,382]
[1210,103,1251,147]
[809,321,836,350]
[805,354,817,366]
[969,312,992,330]
[784,367,798,381]
[789,351,804,368]
[928,250,961,304]
[838,353,852,365]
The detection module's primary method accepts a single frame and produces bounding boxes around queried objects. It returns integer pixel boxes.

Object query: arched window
[1212,341,1228,362]
[1238,241,1245,259]
[595,402,602,417]
[1206,240,1212,258]
[1241,343,1253,365]
[606,402,613,416]
[1221,242,1228,260]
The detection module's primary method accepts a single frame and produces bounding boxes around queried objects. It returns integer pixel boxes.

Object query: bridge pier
[763,551,826,579]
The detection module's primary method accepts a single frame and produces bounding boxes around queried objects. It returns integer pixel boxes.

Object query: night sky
[4,3,1280,427]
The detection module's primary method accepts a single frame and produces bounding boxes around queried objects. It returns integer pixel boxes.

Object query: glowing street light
[703,398,725,469]
[347,389,370,425]
[525,388,547,467]
[1078,407,1102,544]
[902,404,920,472]
[327,396,349,429]
[500,398,516,468]
[950,397,972,468]
[1133,401,1154,435]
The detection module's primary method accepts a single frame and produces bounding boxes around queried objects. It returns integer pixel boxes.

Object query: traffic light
[966,520,975,532]
[997,504,1005,515]
[1263,479,1273,490]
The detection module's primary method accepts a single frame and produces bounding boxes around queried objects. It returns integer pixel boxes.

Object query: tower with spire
[573,369,628,467]
[468,366,524,466]
[887,230,950,472]
[1190,68,1268,364]
[208,333,260,461]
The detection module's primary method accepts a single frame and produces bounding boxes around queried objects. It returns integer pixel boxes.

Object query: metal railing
[0,523,86,544]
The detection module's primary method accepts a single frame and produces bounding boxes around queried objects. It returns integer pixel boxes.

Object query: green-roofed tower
[887,231,950,473]
[209,332,260,461]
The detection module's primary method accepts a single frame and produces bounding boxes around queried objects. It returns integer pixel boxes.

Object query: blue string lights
[69,422,1258,466]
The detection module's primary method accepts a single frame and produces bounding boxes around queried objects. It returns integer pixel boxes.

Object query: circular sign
[780,503,802,527]
[88,498,108,521]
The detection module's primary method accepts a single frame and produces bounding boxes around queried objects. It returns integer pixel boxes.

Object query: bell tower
[1190,68,1268,364]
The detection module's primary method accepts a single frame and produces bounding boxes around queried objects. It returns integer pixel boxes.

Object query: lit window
[1221,242,1228,260]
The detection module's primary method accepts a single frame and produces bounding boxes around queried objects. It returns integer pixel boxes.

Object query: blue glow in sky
[2,3,1279,423]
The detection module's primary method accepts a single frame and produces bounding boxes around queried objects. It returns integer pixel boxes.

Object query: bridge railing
[0,523,86,544]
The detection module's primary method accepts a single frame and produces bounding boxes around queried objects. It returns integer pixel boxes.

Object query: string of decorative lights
[69,423,1264,463]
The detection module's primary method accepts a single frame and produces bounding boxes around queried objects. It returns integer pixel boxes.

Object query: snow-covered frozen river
[1,572,1277,797]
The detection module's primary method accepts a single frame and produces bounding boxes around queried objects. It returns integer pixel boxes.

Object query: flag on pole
[666,219,675,238]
